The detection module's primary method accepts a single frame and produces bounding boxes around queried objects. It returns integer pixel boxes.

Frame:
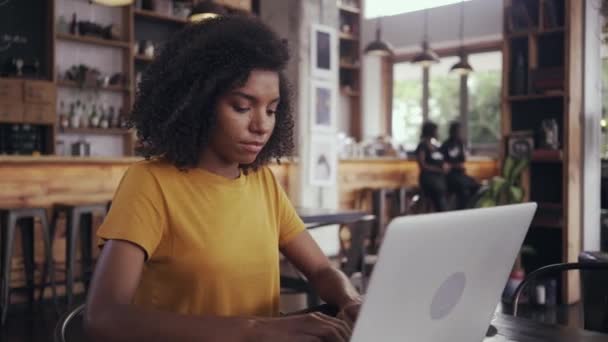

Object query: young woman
[85,16,360,342]
[440,121,480,209]
[415,121,448,212]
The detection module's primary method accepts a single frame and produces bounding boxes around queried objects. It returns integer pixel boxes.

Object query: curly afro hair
[130,15,294,171]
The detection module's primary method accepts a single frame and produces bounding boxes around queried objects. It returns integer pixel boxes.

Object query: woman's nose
[249,109,274,134]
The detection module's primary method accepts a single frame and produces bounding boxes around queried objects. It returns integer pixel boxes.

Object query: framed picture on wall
[310,78,337,132]
[309,133,337,187]
[310,24,337,80]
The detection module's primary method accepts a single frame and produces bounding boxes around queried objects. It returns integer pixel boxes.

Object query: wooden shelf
[531,202,563,229]
[59,128,131,136]
[338,3,361,14]
[340,62,360,70]
[134,54,154,63]
[507,92,564,101]
[339,32,359,41]
[134,9,188,25]
[57,80,130,93]
[532,216,563,229]
[56,33,130,49]
[532,149,563,162]
[507,27,565,39]
[538,202,563,210]
[539,27,566,35]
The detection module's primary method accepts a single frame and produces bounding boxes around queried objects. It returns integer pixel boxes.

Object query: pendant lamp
[412,9,439,67]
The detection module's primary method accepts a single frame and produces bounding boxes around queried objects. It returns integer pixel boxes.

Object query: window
[391,49,502,155]
[467,51,502,150]
[429,56,461,139]
[392,61,423,151]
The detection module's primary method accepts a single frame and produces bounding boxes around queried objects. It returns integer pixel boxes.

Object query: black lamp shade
[189,1,228,22]
[364,39,393,56]
[450,58,473,75]
[412,43,439,67]
[90,0,133,6]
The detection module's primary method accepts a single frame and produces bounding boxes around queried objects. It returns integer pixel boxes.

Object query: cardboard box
[0,102,24,123]
[0,79,24,104]
[24,103,55,124]
[24,81,56,105]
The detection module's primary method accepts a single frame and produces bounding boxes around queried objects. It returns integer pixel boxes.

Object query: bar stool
[0,207,57,325]
[47,202,108,308]
[356,187,411,252]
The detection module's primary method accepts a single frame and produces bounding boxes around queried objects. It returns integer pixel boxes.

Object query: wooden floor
[0,296,584,342]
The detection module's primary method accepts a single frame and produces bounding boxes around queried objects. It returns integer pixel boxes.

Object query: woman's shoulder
[127,158,176,179]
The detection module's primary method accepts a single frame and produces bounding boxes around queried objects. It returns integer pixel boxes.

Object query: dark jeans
[420,172,448,212]
[446,170,480,209]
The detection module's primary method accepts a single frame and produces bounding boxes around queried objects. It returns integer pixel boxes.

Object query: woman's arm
[85,240,351,342]
[281,232,362,320]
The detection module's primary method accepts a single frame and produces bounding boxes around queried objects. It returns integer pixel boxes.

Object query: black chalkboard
[0,0,51,79]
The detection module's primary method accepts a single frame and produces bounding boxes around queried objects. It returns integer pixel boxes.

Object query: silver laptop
[351,203,537,342]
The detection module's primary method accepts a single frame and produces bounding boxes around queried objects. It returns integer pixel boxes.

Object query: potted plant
[474,154,535,303]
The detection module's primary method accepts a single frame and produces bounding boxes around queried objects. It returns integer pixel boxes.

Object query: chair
[512,251,608,333]
[43,202,108,307]
[0,207,57,325]
[356,187,412,252]
[280,215,376,306]
[54,304,86,342]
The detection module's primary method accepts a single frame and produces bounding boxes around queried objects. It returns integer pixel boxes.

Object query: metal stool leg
[1,212,17,325]
[80,213,93,292]
[39,209,60,305]
[38,213,58,311]
[20,217,36,309]
[66,209,79,308]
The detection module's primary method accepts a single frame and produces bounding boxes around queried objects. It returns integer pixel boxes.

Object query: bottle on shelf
[99,106,109,129]
[80,104,90,128]
[70,12,78,35]
[70,101,80,128]
[108,106,117,128]
[58,101,69,129]
[118,107,128,128]
[90,104,100,128]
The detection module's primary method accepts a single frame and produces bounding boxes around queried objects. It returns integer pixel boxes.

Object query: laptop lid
[352,203,537,342]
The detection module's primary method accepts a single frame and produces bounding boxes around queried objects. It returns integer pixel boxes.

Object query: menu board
[0,0,50,79]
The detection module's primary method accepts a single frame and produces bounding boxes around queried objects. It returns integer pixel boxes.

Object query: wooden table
[486,313,607,341]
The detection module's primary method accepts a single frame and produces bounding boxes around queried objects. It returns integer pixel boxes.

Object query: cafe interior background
[0,0,607,340]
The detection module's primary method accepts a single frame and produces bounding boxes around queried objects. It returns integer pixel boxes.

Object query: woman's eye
[233,106,250,113]
[267,109,277,116]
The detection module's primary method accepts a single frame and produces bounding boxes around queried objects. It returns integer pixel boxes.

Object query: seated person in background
[415,121,448,212]
[440,121,480,209]
[84,16,359,342]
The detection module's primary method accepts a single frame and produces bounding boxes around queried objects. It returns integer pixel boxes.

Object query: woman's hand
[251,312,352,342]
[337,299,363,327]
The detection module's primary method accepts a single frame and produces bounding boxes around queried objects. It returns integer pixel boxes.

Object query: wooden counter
[338,158,499,209]
[0,156,498,209]
[0,156,292,208]
[0,155,497,299]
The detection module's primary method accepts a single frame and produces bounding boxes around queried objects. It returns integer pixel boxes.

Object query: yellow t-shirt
[97,160,305,317]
